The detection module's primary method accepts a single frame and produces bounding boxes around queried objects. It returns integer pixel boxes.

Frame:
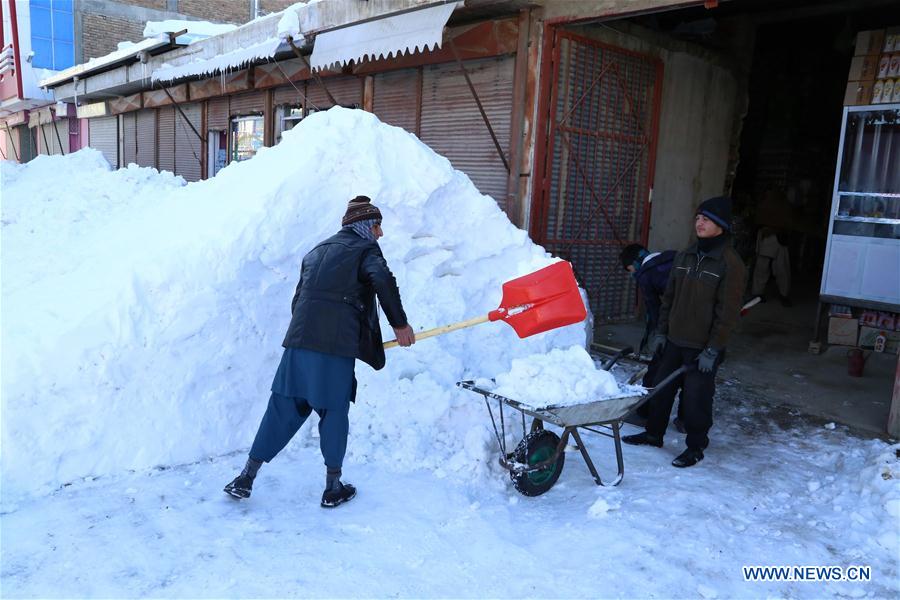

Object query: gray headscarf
[347,218,379,242]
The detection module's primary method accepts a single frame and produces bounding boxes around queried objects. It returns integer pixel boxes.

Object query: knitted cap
[619,243,647,270]
[696,196,732,232]
[341,195,383,227]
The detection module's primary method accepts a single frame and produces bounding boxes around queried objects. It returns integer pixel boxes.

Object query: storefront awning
[309,1,459,71]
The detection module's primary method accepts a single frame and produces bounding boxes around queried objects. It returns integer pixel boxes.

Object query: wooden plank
[143,84,188,108]
[223,70,251,94]
[109,93,142,115]
[189,78,225,102]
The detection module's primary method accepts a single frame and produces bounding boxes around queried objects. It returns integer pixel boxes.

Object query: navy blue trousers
[249,392,349,468]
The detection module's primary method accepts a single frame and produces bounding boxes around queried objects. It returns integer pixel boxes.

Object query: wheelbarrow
[456,347,686,496]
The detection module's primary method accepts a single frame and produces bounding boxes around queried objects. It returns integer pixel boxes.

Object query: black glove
[698,347,719,373]
[648,333,666,356]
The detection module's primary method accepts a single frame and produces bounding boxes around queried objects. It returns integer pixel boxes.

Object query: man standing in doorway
[623,196,746,468]
[225,195,415,506]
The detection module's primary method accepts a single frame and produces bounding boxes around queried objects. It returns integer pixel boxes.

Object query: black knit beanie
[619,243,647,270]
[342,195,383,226]
[695,196,732,232]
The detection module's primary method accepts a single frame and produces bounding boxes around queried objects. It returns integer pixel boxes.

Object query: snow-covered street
[3,385,898,599]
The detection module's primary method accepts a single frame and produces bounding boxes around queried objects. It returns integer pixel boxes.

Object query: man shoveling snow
[225,196,416,507]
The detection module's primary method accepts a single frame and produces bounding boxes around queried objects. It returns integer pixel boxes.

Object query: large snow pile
[1,108,589,500]
[493,345,643,408]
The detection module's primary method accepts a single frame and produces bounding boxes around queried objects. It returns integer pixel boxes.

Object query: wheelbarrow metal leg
[483,395,507,457]
[570,424,625,487]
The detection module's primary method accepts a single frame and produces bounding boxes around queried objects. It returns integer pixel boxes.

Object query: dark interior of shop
[596,0,900,435]
[636,0,900,308]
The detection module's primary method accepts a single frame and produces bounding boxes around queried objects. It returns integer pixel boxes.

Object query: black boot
[622,431,663,448]
[224,457,262,499]
[672,448,704,468]
[224,474,253,499]
[321,482,357,508]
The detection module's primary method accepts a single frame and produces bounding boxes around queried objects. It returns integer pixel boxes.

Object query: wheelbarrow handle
[648,363,694,395]
[383,315,489,349]
[600,346,634,371]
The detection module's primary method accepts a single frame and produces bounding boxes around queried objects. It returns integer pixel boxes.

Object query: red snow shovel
[384,261,587,349]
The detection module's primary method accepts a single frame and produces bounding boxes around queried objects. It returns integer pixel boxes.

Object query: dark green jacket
[657,239,746,351]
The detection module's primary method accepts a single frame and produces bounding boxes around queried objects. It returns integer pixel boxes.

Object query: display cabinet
[821,103,900,310]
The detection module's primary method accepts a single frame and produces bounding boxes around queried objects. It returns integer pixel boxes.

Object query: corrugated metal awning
[39,34,180,89]
[310,2,458,72]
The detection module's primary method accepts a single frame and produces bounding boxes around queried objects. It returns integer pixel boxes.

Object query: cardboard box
[858,326,900,354]
[844,80,873,106]
[828,316,859,346]
[856,29,885,56]
[849,55,879,81]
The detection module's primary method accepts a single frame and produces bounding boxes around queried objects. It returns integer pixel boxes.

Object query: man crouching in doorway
[623,196,746,468]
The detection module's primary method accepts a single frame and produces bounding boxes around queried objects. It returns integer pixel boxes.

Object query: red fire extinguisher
[848,348,868,377]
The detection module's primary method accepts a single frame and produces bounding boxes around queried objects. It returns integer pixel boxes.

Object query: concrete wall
[565,22,742,251]
[651,51,739,250]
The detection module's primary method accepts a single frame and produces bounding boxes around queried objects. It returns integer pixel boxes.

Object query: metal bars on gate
[531,30,663,326]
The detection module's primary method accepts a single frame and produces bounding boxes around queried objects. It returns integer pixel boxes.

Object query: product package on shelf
[847,27,900,105]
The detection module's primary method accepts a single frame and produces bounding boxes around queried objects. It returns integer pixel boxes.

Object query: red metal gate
[531,30,663,328]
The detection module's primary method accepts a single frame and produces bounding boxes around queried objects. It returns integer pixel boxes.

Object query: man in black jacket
[623,196,746,468]
[225,196,415,507]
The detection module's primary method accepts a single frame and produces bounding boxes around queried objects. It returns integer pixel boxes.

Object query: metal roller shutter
[175,103,202,182]
[41,120,69,155]
[40,123,62,155]
[158,106,175,174]
[273,83,305,108]
[19,125,37,161]
[56,119,70,154]
[1,127,14,160]
[420,56,514,209]
[305,76,362,111]
[208,97,229,130]
[121,112,137,166]
[135,109,156,168]
[89,116,118,168]
[373,69,418,134]
[229,91,265,116]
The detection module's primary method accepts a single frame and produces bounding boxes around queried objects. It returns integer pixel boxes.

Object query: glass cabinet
[821,104,900,308]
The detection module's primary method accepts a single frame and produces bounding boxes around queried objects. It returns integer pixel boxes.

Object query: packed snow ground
[2,108,898,598]
[3,384,898,598]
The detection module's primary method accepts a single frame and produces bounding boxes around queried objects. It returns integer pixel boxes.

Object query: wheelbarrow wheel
[510,430,565,496]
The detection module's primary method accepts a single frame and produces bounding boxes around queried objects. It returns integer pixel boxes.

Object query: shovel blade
[488,261,587,338]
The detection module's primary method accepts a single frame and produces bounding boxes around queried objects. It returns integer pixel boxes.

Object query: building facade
[1,0,296,162]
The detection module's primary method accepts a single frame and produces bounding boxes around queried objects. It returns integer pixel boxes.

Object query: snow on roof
[39,34,172,88]
[152,37,284,81]
[143,20,239,39]
[151,3,308,82]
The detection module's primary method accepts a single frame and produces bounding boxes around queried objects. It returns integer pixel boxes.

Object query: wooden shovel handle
[383,314,490,349]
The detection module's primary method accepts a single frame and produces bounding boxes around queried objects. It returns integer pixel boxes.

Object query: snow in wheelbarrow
[458,346,658,496]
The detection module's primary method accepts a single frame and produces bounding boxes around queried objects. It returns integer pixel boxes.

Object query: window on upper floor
[30,0,74,71]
